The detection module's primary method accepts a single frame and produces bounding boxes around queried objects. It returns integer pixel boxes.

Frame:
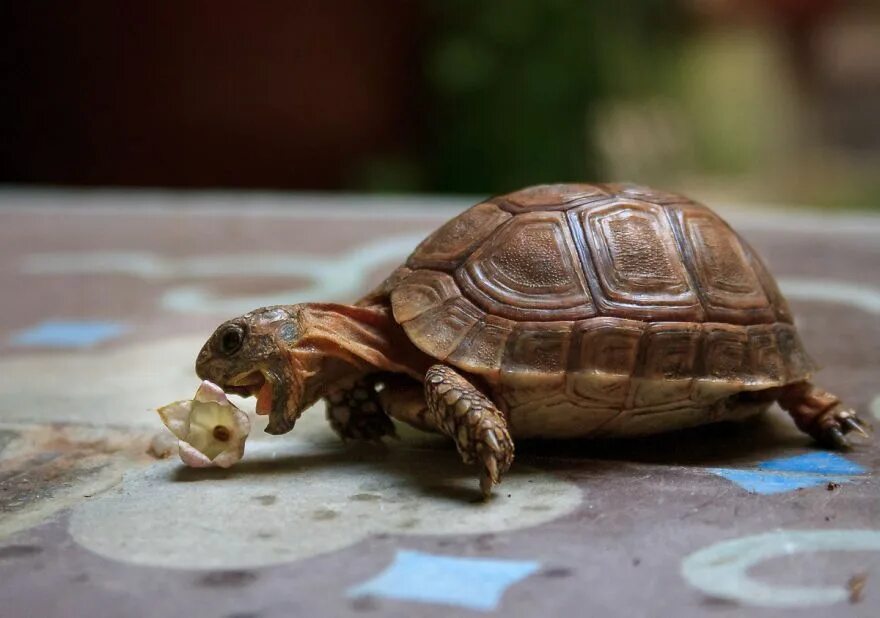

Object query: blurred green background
[3,0,879,208]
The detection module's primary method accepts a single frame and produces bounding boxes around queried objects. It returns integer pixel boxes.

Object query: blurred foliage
[420,0,690,194]
[675,30,797,175]
[352,0,880,209]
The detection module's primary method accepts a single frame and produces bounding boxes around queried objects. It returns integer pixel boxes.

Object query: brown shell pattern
[388,183,809,387]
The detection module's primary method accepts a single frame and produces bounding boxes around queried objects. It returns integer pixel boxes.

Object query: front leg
[423,364,514,497]
[325,377,397,441]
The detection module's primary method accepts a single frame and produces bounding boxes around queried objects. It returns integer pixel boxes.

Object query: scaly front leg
[423,364,514,497]
[325,376,397,441]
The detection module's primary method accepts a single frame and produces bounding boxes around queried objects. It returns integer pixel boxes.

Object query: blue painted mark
[757,452,866,476]
[11,320,127,348]
[348,549,540,612]
[708,469,853,495]
[708,452,867,495]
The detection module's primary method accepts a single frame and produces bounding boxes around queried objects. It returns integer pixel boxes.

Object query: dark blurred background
[2,0,879,207]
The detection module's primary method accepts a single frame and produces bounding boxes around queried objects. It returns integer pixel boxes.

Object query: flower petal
[194,380,229,405]
[156,400,193,441]
[186,422,225,460]
[231,408,252,436]
[189,401,232,434]
[178,440,215,468]
[212,443,246,468]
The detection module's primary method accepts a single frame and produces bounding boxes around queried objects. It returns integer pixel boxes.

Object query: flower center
[212,425,231,442]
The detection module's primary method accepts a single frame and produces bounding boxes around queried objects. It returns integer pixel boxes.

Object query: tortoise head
[196,305,317,434]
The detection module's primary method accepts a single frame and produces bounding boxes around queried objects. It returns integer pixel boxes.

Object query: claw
[842,417,871,439]
[477,451,501,498]
[479,469,494,498]
[484,452,499,484]
[484,430,500,453]
[826,426,850,449]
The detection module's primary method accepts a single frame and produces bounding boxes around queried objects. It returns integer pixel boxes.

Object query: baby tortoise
[197,183,869,496]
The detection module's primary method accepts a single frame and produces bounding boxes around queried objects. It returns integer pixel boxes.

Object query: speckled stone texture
[0,189,878,617]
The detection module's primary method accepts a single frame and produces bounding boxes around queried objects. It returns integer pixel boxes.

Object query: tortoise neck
[297,303,430,382]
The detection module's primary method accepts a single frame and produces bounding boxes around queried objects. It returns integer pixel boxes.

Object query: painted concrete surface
[1,189,879,617]
[348,550,541,611]
[68,439,583,569]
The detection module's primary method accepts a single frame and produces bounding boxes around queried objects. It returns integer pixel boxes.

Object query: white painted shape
[23,249,880,320]
[162,233,426,314]
[68,440,582,569]
[21,233,426,314]
[778,278,880,315]
[160,282,349,315]
[22,234,425,279]
[682,529,880,607]
[0,334,315,434]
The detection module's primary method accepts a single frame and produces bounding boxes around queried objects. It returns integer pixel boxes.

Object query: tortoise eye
[218,324,245,356]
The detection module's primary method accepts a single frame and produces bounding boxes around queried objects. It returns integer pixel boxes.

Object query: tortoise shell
[381,183,814,437]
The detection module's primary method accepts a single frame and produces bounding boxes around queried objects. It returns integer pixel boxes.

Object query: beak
[264,369,300,435]
[226,370,267,400]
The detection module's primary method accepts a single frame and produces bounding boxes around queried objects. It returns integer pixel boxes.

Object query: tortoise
[196,183,869,495]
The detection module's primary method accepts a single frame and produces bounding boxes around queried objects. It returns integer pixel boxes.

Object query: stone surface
[0,188,879,616]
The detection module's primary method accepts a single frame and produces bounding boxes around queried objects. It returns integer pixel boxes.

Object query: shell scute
[457,211,594,321]
[745,244,794,323]
[568,199,703,321]
[501,322,573,378]
[566,318,642,414]
[671,206,773,323]
[746,324,786,384]
[775,323,815,381]
[400,296,485,361]
[495,183,608,213]
[446,315,515,376]
[407,202,511,271]
[600,183,690,205]
[638,322,703,380]
[703,323,750,379]
[390,269,460,323]
[570,317,644,375]
[498,322,573,417]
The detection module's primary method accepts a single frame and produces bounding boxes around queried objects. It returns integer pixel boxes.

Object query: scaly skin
[424,364,514,497]
[778,381,871,448]
[325,377,397,441]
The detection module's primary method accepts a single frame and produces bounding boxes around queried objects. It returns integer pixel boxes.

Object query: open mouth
[227,371,273,416]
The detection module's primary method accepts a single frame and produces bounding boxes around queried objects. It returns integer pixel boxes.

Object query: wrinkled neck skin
[265,302,430,434]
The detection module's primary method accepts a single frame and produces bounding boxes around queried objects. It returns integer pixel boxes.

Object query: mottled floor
[0,188,878,617]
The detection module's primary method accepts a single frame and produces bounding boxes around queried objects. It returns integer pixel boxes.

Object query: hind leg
[777,381,871,448]
[325,377,397,441]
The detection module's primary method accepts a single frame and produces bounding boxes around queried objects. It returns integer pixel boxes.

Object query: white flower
[157,380,251,468]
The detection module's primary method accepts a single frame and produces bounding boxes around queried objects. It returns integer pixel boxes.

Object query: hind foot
[778,382,871,448]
